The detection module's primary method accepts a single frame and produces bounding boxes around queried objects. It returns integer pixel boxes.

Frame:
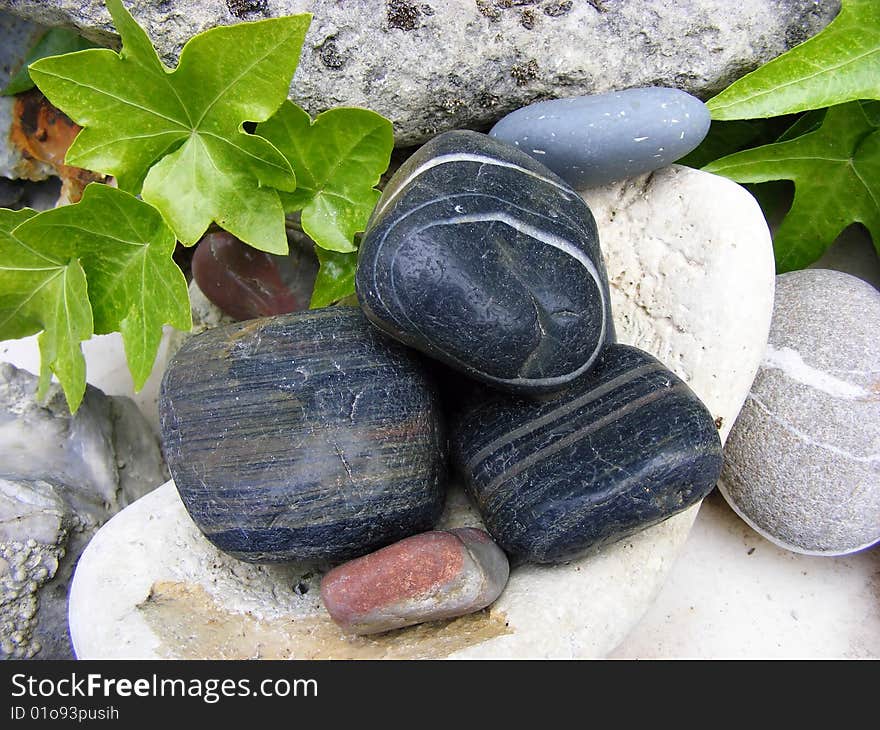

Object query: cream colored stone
[70,480,699,659]
[583,165,776,442]
[69,166,775,658]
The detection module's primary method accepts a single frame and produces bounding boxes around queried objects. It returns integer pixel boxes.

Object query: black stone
[0,178,24,209]
[451,344,723,564]
[159,308,447,563]
[356,130,614,395]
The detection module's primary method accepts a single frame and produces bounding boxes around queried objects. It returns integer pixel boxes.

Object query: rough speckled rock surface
[67,164,776,659]
[0,363,167,659]
[0,1,839,145]
[721,269,880,555]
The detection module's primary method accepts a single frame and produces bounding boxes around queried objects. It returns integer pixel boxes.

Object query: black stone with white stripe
[451,345,723,564]
[356,130,614,394]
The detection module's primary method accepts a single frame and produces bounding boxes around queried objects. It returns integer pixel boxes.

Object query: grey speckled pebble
[489,88,710,189]
[721,269,880,555]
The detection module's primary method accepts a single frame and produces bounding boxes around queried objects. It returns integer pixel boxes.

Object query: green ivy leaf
[258,101,393,253]
[678,119,779,169]
[13,184,192,390]
[0,208,93,411]
[708,0,880,120]
[861,99,880,126]
[29,0,310,253]
[704,102,880,272]
[310,248,358,308]
[776,109,827,142]
[2,28,100,97]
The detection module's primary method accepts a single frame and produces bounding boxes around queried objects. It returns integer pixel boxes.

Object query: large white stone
[69,166,775,659]
[583,165,776,443]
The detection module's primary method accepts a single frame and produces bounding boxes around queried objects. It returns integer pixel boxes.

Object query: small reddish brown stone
[191,232,316,320]
[320,528,509,635]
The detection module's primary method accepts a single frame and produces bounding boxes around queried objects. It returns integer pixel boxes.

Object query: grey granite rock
[0,363,168,658]
[490,87,710,188]
[0,1,839,146]
[0,477,100,660]
[721,269,880,555]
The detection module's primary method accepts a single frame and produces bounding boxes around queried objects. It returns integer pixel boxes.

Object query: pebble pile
[159,89,722,635]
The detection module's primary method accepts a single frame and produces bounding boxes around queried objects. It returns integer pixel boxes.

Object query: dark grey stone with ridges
[451,344,723,564]
[489,87,711,189]
[159,308,447,564]
[356,130,614,394]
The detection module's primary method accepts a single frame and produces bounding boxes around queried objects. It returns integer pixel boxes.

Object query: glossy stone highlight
[320,527,509,635]
[490,87,711,189]
[356,130,614,394]
[452,344,723,563]
[159,308,446,563]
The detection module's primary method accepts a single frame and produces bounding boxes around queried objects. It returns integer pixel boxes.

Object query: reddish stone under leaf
[192,231,312,320]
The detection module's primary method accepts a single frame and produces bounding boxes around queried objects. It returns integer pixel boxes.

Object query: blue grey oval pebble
[489,87,711,189]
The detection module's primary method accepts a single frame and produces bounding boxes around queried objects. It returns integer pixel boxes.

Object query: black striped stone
[159,308,447,563]
[451,344,723,564]
[356,130,614,394]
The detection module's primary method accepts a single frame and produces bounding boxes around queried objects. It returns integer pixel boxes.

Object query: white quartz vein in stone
[747,393,880,465]
[413,211,607,388]
[763,344,872,400]
[372,152,573,220]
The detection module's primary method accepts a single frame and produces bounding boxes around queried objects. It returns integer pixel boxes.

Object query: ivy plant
[0,186,189,411]
[0,0,393,411]
[691,0,880,272]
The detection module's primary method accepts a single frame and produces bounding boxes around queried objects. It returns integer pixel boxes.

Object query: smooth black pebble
[159,308,447,563]
[356,130,614,394]
[451,344,723,564]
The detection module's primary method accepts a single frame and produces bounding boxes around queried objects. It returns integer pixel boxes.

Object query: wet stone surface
[191,231,318,320]
[356,130,614,394]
